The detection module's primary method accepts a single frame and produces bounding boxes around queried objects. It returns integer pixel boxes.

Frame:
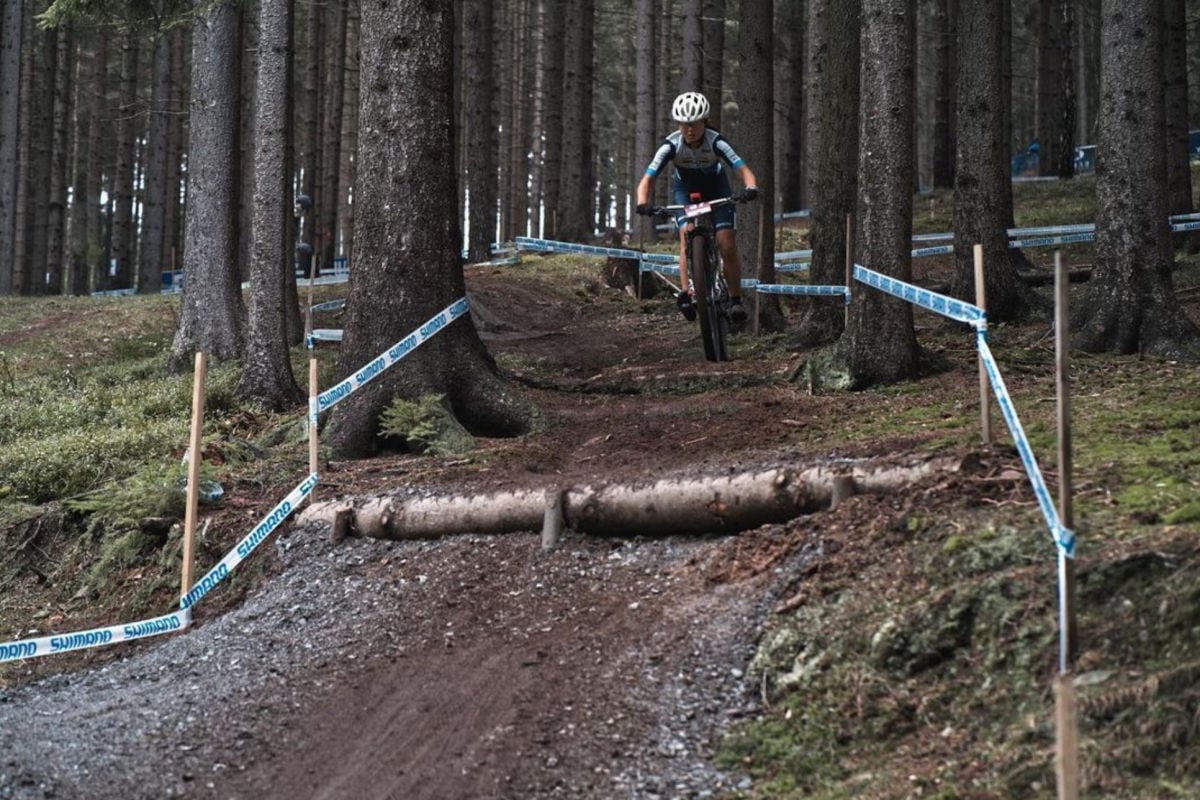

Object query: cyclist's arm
[736,164,758,193]
[636,174,654,207]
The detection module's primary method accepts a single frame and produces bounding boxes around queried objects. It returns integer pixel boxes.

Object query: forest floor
[1,233,1199,799]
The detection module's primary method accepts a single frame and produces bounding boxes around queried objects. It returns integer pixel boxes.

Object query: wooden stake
[1055,674,1080,799]
[974,244,991,446]
[180,351,207,602]
[1054,250,1079,800]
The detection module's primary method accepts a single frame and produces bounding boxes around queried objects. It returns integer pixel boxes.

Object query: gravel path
[0,519,795,799]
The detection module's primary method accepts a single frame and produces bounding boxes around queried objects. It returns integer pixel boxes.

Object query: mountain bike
[649,193,753,362]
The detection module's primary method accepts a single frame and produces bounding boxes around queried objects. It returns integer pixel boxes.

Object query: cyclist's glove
[636,203,653,216]
[740,187,759,202]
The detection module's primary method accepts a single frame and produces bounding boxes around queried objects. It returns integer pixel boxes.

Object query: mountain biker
[635,91,758,323]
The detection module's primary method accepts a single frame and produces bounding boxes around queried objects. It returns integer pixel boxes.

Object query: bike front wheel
[690,233,729,362]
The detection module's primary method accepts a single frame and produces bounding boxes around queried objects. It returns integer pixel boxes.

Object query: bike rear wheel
[689,233,729,362]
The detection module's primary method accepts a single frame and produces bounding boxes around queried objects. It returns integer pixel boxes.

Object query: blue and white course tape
[312,297,469,419]
[853,265,984,328]
[0,608,192,664]
[181,473,319,610]
[976,337,1075,556]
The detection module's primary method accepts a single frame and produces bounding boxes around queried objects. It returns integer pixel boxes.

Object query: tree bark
[1036,0,1066,176]
[328,0,536,459]
[237,0,303,409]
[1162,0,1195,250]
[701,0,724,130]
[931,0,955,189]
[634,0,657,243]
[463,0,497,261]
[45,24,71,295]
[798,0,859,347]
[812,0,918,389]
[539,0,564,238]
[337,0,361,275]
[296,0,320,274]
[777,0,805,213]
[1074,0,1200,358]
[170,0,245,367]
[110,29,138,291]
[951,0,1041,323]
[317,0,346,275]
[299,457,964,539]
[679,0,702,93]
[735,0,780,332]
[0,0,21,295]
[163,27,188,279]
[139,25,172,294]
[24,19,54,296]
[557,0,595,243]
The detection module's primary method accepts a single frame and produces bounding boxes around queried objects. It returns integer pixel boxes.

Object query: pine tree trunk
[111,30,139,291]
[528,0,546,238]
[931,0,955,188]
[463,0,496,261]
[24,20,55,296]
[68,34,94,296]
[557,0,594,243]
[170,0,245,367]
[85,32,108,294]
[139,27,172,294]
[297,0,320,273]
[507,0,529,241]
[951,0,1039,322]
[237,5,257,285]
[337,0,360,271]
[777,0,805,213]
[238,0,302,408]
[1162,0,1195,236]
[318,0,346,273]
[1075,0,1200,357]
[679,0,702,92]
[634,0,657,243]
[0,0,21,295]
[45,24,71,295]
[163,27,188,278]
[799,0,858,347]
[734,0,778,330]
[536,1,570,238]
[328,0,536,459]
[1036,0,1065,176]
[1054,0,1076,179]
[701,0,724,131]
[815,0,918,390]
[11,6,27,294]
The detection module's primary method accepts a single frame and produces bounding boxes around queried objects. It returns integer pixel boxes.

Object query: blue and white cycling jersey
[644,128,746,196]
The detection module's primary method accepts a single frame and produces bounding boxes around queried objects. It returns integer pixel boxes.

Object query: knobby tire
[689,233,728,362]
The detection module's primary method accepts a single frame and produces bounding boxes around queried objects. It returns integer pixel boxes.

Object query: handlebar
[640,191,758,219]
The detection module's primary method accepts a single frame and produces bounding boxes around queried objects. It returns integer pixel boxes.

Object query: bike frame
[659,196,735,361]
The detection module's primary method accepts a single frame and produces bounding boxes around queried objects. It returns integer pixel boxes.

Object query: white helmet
[671,91,710,123]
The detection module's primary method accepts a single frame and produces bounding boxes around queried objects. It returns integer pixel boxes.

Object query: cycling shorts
[671,172,735,231]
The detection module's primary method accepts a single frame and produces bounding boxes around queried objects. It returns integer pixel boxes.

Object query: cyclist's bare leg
[677,225,691,292]
[715,228,742,295]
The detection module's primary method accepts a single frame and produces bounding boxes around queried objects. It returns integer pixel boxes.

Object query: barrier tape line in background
[311,297,470,422]
[0,608,192,664]
[180,473,320,610]
[977,337,1075,556]
[853,265,985,328]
